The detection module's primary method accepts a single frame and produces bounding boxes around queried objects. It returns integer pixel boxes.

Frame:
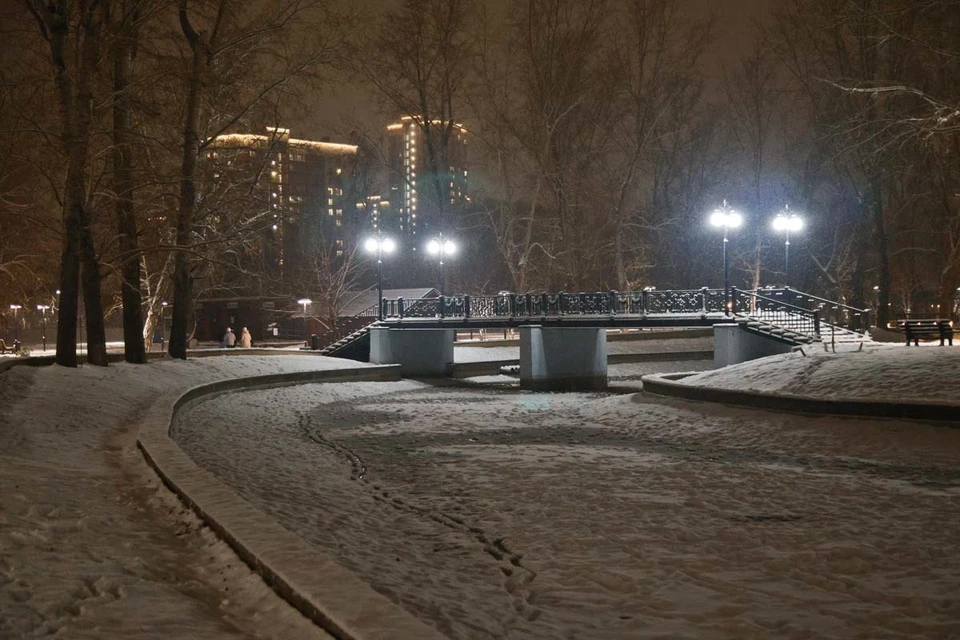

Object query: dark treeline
[1,0,958,365]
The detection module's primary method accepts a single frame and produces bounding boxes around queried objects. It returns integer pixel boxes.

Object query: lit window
[328,198,333,205]
[336,168,342,175]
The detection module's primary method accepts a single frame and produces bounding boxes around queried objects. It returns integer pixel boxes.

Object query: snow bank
[678,344,960,403]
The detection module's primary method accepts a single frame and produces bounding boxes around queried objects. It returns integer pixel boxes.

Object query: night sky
[303,0,775,139]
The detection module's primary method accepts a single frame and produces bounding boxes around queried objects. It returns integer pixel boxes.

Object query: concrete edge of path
[640,372,960,425]
[136,364,451,640]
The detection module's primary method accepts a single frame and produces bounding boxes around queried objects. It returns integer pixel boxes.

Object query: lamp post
[9,304,22,342]
[363,235,397,320]
[297,298,312,347]
[426,235,457,295]
[36,305,50,351]
[772,205,803,287]
[709,200,743,315]
[160,300,168,351]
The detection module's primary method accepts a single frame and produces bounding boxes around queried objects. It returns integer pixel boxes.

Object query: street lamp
[9,304,22,343]
[425,235,457,295]
[36,305,50,351]
[160,300,168,351]
[297,298,312,347]
[772,205,803,287]
[709,200,743,315]
[363,235,397,320]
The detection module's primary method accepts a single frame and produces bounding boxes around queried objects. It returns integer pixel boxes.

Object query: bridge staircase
[322,296,440,360]
[731,288,872,348]
[736,317,817,347]
[320,322,378,360]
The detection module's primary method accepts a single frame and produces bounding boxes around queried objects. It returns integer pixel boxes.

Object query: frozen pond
[172,361,960,639]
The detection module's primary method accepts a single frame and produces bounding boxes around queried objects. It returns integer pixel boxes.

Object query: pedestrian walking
[239,327,252,348]
[224,327,236,348]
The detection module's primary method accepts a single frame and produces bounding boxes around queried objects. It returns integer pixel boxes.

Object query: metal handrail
[762,287,870,331]
[380,288,738,320]
[733,288,821,336]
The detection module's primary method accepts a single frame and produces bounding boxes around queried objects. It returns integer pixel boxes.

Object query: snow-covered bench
[900,319,953,346]
[0,338,21,354]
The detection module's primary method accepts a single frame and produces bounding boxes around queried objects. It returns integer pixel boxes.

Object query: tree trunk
[43,2,107,366]
[78,6,109,367]
[871,174,892,327]
[169,21,205,359]
[113,0,146,363]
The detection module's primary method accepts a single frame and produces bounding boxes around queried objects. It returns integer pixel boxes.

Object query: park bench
[899,319,954,346]
[0,338,21,354]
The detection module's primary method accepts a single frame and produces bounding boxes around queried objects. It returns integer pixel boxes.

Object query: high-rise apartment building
[384,116,468,241]
[196,127,359,341]
[206,127,358,278]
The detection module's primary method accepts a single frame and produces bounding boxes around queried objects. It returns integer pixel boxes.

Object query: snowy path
[173,364,960,639]
[0,357,345,639]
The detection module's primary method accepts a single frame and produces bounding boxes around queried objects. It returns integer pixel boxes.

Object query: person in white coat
[239,327,252,348]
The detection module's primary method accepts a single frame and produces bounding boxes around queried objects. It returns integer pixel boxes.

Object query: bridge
[324,287,871,390]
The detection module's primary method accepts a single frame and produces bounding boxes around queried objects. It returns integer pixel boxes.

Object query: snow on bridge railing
[380,288,735,320]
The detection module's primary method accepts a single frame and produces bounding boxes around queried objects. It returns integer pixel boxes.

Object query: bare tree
[168,0,340,358]
[26,0,110,366]
[358,0,470,238]
[606,0,711,290]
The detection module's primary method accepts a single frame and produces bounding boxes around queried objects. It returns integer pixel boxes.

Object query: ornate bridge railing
[381,288,732,320]
[377,287,871,341]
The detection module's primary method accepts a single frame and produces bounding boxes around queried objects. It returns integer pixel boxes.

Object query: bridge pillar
[519,325,607,391]
[714,323,793,368]
[369,327,455,376]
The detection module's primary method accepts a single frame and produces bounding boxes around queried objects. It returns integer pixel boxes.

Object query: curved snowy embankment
[675,345,960,404]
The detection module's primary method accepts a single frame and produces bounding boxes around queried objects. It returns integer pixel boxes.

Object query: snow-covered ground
[677,344,960,403]
[173,356,960,639]
[4,340,959,639]
[0,356,347,639]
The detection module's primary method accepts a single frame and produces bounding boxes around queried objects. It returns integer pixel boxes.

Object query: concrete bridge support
[369,327,455,376]
[713,323,793,368]
[519,325,607,391]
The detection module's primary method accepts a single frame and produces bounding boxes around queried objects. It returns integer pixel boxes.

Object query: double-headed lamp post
[36,304,50,351]
[297,298,312,347]
[772,205,803,287]
[426,235,457,296]
[9,304,22,342]
[364,235,397,320]
[709,200,743,315]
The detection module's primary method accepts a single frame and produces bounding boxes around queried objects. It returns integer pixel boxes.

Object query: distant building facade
[384,116,468,241]
[206,127,358,280]
[196,127,360,342]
